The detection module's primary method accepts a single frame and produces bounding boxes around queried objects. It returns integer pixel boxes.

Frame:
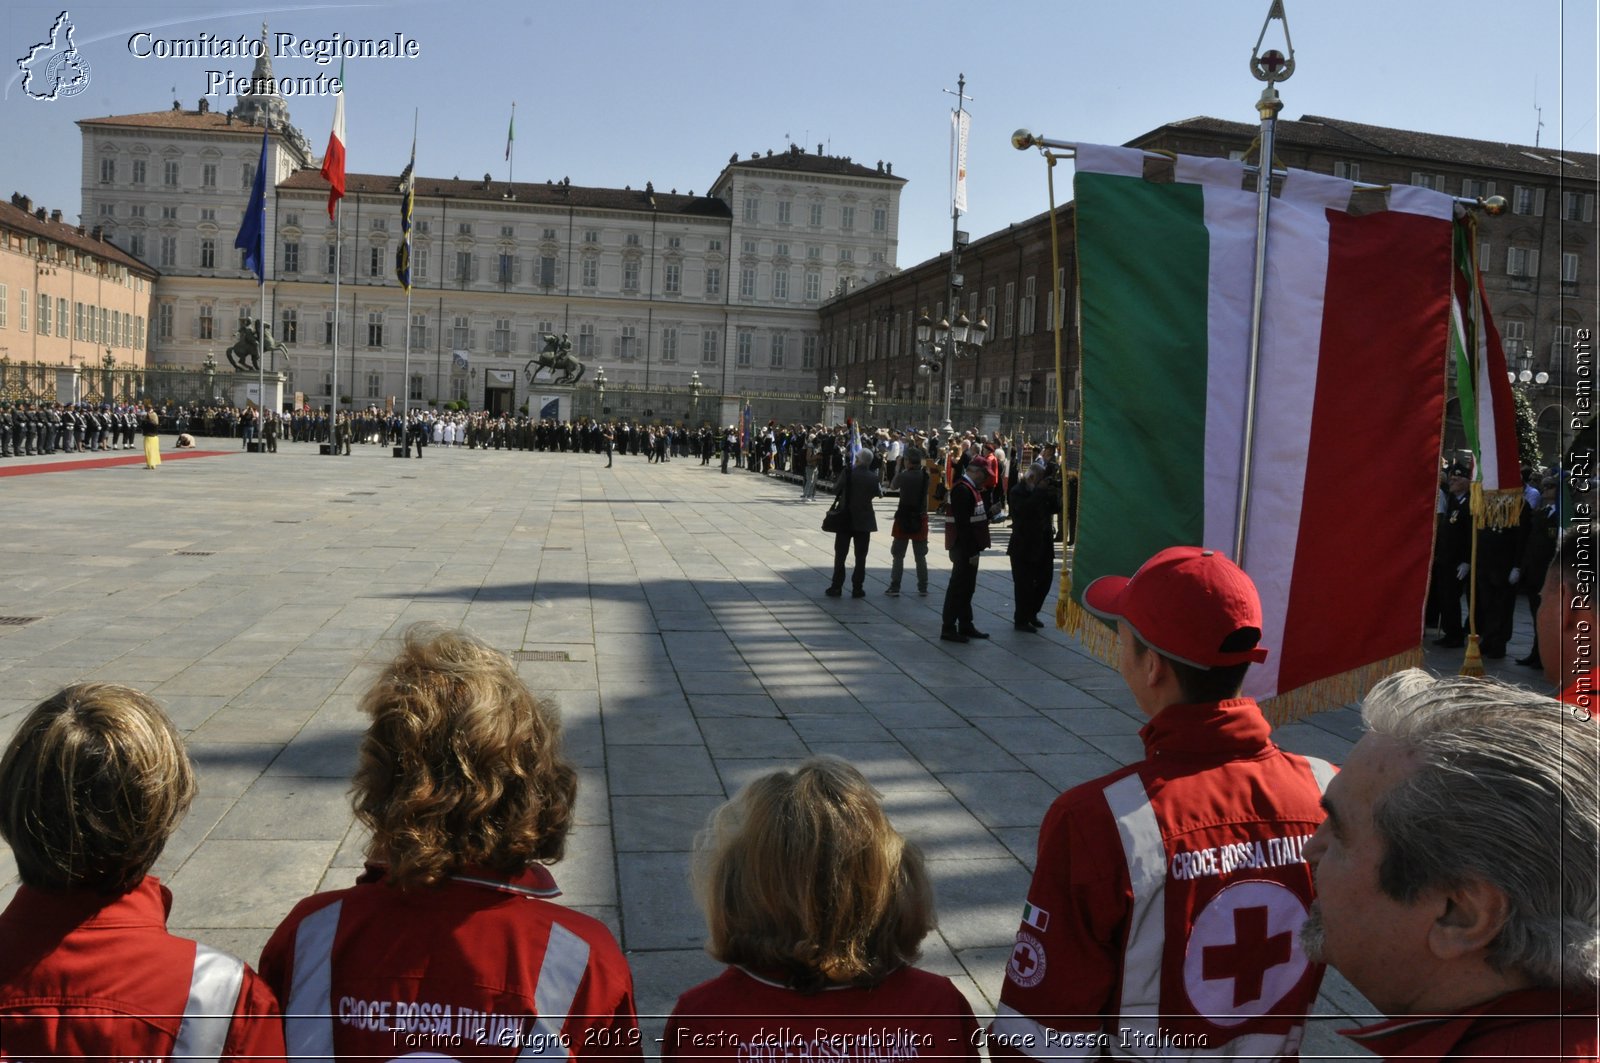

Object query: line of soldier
[0,401,146,457]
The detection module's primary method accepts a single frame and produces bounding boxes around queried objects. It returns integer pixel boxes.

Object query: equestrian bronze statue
[224,319,288,372]
[524,332,586,387]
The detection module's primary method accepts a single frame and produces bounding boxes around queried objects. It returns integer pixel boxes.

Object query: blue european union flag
[234,129,268,283]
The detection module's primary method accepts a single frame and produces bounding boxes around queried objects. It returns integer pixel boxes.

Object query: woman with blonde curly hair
[665,756,978,1060]
[259,626,641,1060]
[0,683,286,1061]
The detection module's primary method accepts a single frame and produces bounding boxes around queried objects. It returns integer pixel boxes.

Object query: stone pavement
[0,440,1547,1057]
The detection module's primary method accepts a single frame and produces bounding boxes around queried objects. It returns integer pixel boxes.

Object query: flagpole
[330,200,341,448]
[350,193,360,430]
[257,132,269,444]
[1234,1,1295,565]
[402,111,417,424]
[507,101,515,187]
[323,61,347,452]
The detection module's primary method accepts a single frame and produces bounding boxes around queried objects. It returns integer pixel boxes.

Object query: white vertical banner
[952,109,970,214]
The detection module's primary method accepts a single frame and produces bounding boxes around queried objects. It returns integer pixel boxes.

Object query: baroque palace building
[821,114,1596,457]
[0,193,157,373]
[74,48,905,414]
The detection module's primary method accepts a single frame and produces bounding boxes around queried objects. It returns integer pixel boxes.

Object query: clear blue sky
[3,0,1595,267]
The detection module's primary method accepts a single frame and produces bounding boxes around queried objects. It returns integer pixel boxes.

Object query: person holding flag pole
[1448,208,1525,676]
[321,61,347,452]
[234,126,269,443]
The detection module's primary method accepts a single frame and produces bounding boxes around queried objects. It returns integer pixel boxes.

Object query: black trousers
[1010,555,1053,622]
[831,530,870,591]
[943,551,979,631]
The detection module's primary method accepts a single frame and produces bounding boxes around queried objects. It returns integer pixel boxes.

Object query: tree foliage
[1512,386,1542,468]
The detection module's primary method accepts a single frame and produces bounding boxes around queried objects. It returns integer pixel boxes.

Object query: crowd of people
[1428,462,1566,666]
[0,400,151,456]
[1,520,1594,1061]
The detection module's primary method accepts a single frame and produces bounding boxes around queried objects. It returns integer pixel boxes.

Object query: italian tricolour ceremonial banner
[1065,144,1457,718]
[1451,217,1524,528]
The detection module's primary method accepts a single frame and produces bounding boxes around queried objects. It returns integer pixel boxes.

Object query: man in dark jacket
[1007,464,1059,631]
[941,460,993,642]
[825,449,881,599]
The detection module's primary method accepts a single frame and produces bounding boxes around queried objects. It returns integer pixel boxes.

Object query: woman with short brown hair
[260,626,641,1059]
[666,757,978,1060]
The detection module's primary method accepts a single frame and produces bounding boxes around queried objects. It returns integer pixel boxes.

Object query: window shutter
[1585,194,1596,223]
[1533,188,1546,216]
[1527,249,1539,276]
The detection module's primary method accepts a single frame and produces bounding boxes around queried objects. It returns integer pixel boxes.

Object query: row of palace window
[157,304,819,369]
[99,158,254,191]
[1322,164,1597,225]
[828,273,1071,366]
[741,197,889,233]
[0,285,145,347]
[270,242,840,303]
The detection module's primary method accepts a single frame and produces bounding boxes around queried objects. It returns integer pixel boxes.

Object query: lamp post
[822,372,845,425]
[594,366,606,415]
[1505,351,1549,389]
[689,369,702,422]
[915,309,987,435]
[863,378,877,421]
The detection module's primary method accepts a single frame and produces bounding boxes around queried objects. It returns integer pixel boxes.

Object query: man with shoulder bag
[824,449,881,599]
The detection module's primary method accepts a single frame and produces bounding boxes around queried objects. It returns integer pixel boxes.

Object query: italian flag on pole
[1451,217,1524,527]
[1066,144,1457,718]
[321,60,347,220]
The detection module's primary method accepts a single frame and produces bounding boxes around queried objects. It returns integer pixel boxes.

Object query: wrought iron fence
[0,362,222,408]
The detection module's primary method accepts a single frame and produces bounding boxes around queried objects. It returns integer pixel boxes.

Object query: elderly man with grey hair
[1302,668,1598,1062]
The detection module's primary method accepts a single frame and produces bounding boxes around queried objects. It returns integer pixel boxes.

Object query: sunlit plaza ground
[0,441,1548,1056]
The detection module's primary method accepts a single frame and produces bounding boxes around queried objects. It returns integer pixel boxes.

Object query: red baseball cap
[1082,546,1269,668]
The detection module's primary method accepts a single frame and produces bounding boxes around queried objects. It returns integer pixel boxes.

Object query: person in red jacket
[1300,670,1597,1063]
[0,682,286,1062]
[258,626,641,1060]
[990,546,1333,1059]
[667,757,979,1061]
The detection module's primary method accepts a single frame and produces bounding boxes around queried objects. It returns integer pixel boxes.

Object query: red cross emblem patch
[1006,930,1047,988]
[1182,880,1310,1026]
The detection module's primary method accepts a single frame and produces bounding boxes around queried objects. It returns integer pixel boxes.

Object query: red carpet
[0,450,235,477]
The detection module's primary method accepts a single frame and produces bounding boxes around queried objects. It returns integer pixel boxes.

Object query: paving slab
[0,444,1539,1044]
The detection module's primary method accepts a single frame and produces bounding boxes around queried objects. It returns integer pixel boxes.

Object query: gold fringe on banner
[1470,482,1524,530]
[1259,644,1424,726]
[1062,596,1119,667]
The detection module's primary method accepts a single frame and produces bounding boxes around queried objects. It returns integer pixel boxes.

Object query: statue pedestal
[54,368,82,405]
[526,386,572,422]
[228,372,287,412]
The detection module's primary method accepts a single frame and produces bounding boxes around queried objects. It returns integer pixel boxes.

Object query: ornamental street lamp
[1506,350,1549,388]
[689,370,702,421]
[822,373,846,425]
[915,309,987,435]
[864,378,877,420]
[594,366,607,413]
